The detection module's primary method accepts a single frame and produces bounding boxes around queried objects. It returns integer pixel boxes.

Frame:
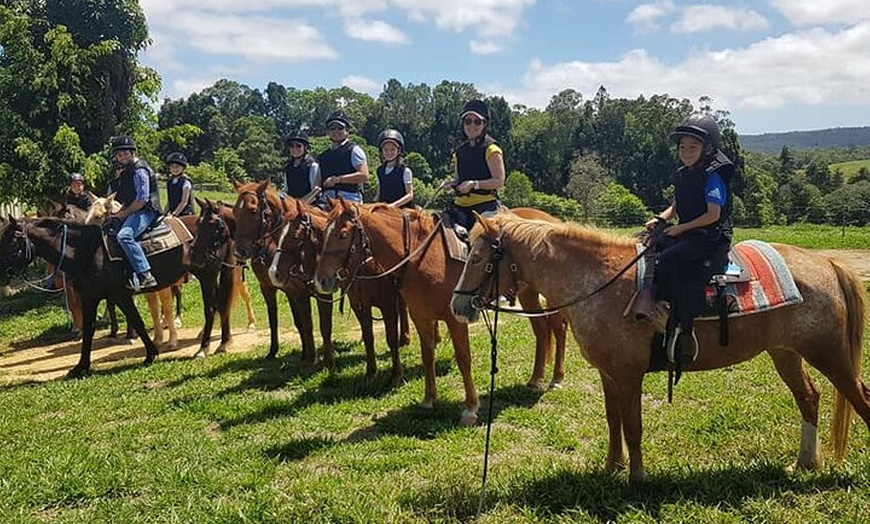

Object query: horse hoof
[214,343,229,354]
[264,352,278,361]
[246,323,256,333]
[66,366,91,379]
[548,381,563,390]
[143,356,156,366]
[167,342,178,351]
[419,399,435,410]
[526,379,546,390]
[194,348,208,358]
[174,317,182,328]
[459,409,478,427]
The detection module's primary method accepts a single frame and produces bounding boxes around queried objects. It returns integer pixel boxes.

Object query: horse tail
[829,259,867,461]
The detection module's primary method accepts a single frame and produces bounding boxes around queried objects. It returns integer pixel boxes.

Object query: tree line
[1,0,868,226]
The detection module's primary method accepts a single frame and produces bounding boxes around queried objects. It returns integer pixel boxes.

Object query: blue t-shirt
[705,172,727,206]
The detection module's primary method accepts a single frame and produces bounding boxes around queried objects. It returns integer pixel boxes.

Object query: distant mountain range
[739,126,870,153]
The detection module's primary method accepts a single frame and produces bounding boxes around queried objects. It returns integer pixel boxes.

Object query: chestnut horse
[232,180,334,366]
[451,211,869,481]
[313,199,569,426]
[268,196,412,386]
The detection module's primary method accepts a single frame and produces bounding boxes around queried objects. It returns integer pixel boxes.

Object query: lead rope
[477,242,502,517]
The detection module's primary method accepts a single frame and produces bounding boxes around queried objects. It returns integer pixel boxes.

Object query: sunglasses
[463,117,484,126]
[289,143,305,148]
[327,124,346,131]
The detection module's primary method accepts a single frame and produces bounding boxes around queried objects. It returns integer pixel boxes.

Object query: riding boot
[624,248,661,322]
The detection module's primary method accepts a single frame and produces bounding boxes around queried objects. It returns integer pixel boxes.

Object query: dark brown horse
[313,199,569,426]
[268,196,412,386]
[231,180,334,366]
[451,211,870,481]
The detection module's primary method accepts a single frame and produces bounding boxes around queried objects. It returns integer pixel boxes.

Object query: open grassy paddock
[0,223,869,523]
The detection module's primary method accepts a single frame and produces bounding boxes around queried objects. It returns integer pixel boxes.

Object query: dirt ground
[2,249,868,384]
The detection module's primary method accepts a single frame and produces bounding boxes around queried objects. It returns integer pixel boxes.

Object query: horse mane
[367,203,437,229]
[482,212,635,255]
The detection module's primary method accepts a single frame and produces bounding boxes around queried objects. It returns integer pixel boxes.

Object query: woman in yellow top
[439,99,506,233]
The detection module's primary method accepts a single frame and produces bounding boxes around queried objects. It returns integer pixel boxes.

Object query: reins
[15,222,70,293]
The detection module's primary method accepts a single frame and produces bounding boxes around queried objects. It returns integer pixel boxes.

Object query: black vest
[376,165,413,208]
[318,141,363,194]
[116,159,162,213]
[66,191,92,211]
[455,135,497,195]
[674,150,734,241]
[283,158,315,198]
[167,175,194,216]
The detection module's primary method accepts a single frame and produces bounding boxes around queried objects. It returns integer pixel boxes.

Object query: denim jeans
[116,208,159,274]
[321,188,363,204]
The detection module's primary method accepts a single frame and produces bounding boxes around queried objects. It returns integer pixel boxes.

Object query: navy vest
[318,141,363,194]
[66,191,92,211]
[674,150,734,241]
[283,158,315,198]
[167,175,194,216]
[455,135,497,194]
[116,159,162,213]
[376,165,413,208]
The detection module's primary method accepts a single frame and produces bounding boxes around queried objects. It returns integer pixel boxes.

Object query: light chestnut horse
[313,199,569,426]
[451,211,869,481]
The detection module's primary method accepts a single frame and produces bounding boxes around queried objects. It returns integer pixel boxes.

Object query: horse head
[0,215,33,287]
[232,179,283,261]
[190,197,233,269]
[313,197,368,294]
[83,194,120,225]
[268,197,320,287]
[451,211,519,323]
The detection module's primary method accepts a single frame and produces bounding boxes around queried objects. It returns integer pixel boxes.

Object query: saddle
[432,211,469,263]
[103,215,193,262]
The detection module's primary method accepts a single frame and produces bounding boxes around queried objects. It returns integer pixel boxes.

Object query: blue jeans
[322,188,363,204]
[116,208,158,274]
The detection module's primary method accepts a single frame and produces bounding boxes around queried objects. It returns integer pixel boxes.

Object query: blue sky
[141,0,870,135]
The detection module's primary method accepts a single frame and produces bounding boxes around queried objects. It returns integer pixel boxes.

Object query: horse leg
[160,288,177,350]
[549,312,569,389]
[65,280,83,339]
[106,299,120,339]
[287,293,316,365]
[383,299,404,387]
[68,295,99,378]
[144,292,163,348]
[351,298,378,381]
[116,294,159,365]
[601,368,646,482]
[172,284,183,328]
[412,314,439,410]
[195,272,218,358]
[768,349,821,470]
[316,295,335,370]
[235,267,256,332]
[398,296,411,347]
[445,317,479,427]
[518,287,552,390]
[261,285,280,359]
[215,267,235,354]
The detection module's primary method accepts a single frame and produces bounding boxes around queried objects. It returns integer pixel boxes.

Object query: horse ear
[194,196,205,211]
[295,198,305,215]
[232,179,242,191]
[471,211,494,235]
[256,179,270,193]
[326,196,337,209]
[106,193,116,205]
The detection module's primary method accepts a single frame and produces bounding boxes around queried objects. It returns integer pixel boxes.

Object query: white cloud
[470,40,504,55]
[165,77,221,101]
[340,75,381,95]
[343,19,409,45]
[627,1,675,32]
[770,0,870,26]
[671,5,769,34]
[392,0,535,38]
[502,21,870,112]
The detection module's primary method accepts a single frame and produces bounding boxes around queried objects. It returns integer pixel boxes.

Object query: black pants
[447,200,500,231]
[654,233,728,332]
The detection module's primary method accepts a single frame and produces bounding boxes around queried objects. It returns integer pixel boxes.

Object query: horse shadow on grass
[262,382,547,463]
[408,463,861,522]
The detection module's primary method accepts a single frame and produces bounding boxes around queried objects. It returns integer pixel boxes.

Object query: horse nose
[315,275,335,294]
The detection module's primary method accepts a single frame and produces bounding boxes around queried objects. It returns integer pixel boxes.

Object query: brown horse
[232,180,334,366]
[268,196,412,386]
[451,211,869,481]
[313,199,569,426]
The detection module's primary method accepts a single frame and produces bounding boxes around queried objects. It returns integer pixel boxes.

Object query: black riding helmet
[325,110,351,129]
[166,151,188,167]
[111,135,136,153]
[460,99,490,122]
[285,129,310,148]
[671,113,721,152]
[377,129,404,152]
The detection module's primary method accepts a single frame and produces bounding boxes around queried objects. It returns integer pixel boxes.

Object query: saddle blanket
[103,216,193,262]
[637,239,803,319]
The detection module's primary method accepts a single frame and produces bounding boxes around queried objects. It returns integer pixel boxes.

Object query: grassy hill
[740,126,870,153]
[829,159,870,179]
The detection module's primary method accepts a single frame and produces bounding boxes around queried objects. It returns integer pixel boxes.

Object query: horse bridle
[194,208,235,267]
[323,211,374,285]
[453,232,519,310]
[239,191,286,261]
[275,211,321,285]
[0,223,34,280]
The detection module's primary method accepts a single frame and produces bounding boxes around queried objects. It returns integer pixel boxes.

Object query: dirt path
[2,249,868,384]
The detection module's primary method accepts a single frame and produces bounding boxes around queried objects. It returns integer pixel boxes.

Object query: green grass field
[830,159,870,180]
[0,221,869,522]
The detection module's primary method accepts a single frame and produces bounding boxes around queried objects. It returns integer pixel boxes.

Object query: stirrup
[666,327,698,365]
